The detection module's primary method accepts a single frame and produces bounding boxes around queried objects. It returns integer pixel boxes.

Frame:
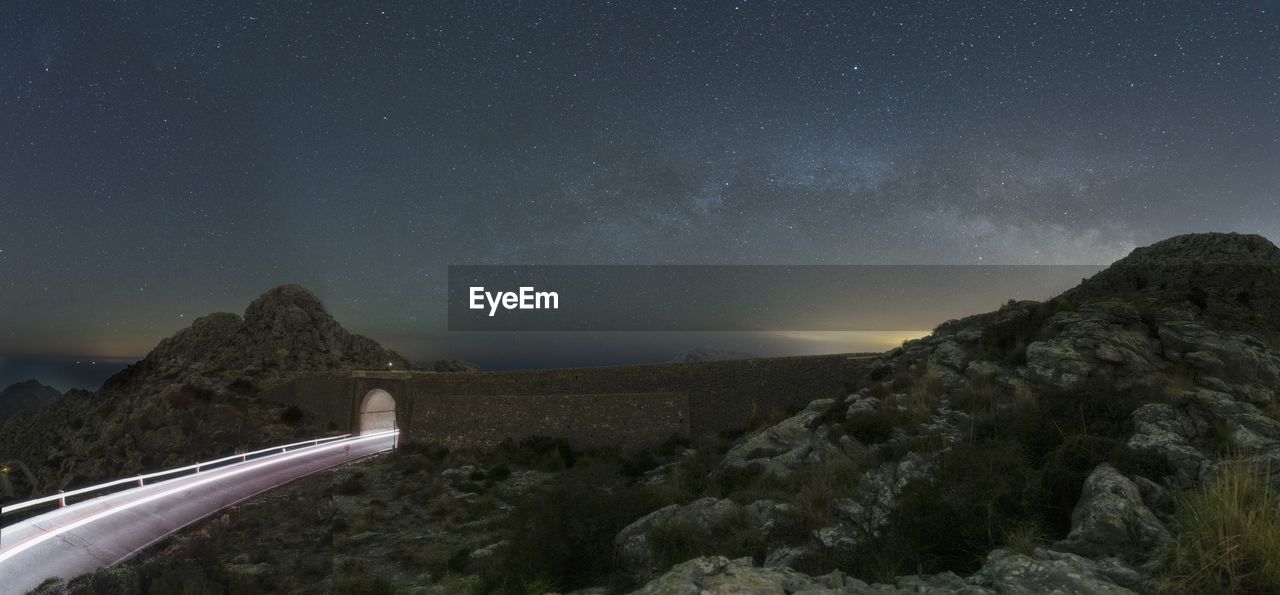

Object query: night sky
[2,2,1278,373]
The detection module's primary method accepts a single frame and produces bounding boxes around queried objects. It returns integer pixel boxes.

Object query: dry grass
[1003,523,1046,556]
[954,375,1001,416]
[792,458,863,530]
[907,365,944,422]
[1013,383,1037,408]
[1161,363,1199,399]
[1159,461,1280,593]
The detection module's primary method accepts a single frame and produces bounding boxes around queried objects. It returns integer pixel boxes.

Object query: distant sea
[0,357,133,393]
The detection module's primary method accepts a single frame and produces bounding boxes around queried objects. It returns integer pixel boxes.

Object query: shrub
[278,405,304,425]
[649,507,766,571]
[791,458,863,531]
[976,299,1074,364]
[842,408,898,445]
[1159,461,1280,593]
[335,473,366,496]
[331,560,395,595]
[391,442,451,474]
[1038,434,1126,535]
[907,367,944,422]
[227,377,259,396]
[479,460,662,593]
[953,374,1002,416]
[872,440,1042,573]
[493,436,577,472]
[163,384,214,409]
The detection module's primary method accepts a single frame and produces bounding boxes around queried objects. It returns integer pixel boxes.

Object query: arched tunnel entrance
[357,389,397,435]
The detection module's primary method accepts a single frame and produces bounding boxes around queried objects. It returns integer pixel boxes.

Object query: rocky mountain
[0,285,411,496]
[620,232,1280,592]
[37,233,1280,594]
[103,284,410,396]
[1062,232,1280,330]
[0,379,60,425]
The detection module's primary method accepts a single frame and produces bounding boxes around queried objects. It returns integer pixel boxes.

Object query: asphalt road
[0,431,397,594]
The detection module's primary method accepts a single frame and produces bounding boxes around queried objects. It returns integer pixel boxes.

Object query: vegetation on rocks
[23,233,1280,594]
[1159,460,1280,593]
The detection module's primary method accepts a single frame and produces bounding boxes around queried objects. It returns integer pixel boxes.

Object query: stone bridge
[263,354,872,451]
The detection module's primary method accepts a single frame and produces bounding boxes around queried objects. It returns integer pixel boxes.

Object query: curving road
[0,431,398,594]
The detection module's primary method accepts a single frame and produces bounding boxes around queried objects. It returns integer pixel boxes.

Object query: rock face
[1020,301,1163,390]
[0,379,60,426]
[103,284,410,394]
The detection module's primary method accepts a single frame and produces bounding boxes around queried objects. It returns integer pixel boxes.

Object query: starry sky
[1,1,1278,374]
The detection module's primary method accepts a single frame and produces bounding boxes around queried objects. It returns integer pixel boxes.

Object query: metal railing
[1,434,352,516]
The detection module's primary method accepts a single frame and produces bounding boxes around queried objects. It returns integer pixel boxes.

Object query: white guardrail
[1,434,354,516]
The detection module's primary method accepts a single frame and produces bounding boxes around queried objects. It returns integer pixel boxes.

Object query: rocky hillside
[0,285,412,497]
[0,379,60,426]
[39,233,1280,594]
[102,284,410,396]
[620,232,1280,593]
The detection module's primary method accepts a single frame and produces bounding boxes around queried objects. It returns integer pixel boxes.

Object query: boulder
[1021,309,1161,390]
[722,399,849,478]
[969,549,1136,594]
[630,549,1136,594]
[615,498,743,574]
[1056,464,1170,559]
[1128,403,1211,488]
[626,556,842,595]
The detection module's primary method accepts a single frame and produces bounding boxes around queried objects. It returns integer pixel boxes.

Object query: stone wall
[262,354,871,450]
[408,393,688,451]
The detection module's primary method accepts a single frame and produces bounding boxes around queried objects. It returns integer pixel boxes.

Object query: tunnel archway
[357,389,397,435]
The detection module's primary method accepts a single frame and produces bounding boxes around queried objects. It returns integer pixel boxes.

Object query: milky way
[1,2,1277,364]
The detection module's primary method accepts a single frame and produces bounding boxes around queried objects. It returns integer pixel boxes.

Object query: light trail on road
[0,430,397,593]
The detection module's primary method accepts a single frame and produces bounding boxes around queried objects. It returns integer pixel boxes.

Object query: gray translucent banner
[447,265,1105,331]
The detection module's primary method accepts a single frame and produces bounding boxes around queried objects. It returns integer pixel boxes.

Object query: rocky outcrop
[721,399,853,478]
[1020,302,1162,390]
[1063,232,1280,331]
[628,556,842,595]
[1056,464,1171,559]
[103,284,410,394]
[615,497,745,574]
[629,550,1136,594]
[632,233,1280,592]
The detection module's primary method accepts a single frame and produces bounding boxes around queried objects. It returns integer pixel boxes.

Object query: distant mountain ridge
[0,379,60,425]
[671,347,762,363]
